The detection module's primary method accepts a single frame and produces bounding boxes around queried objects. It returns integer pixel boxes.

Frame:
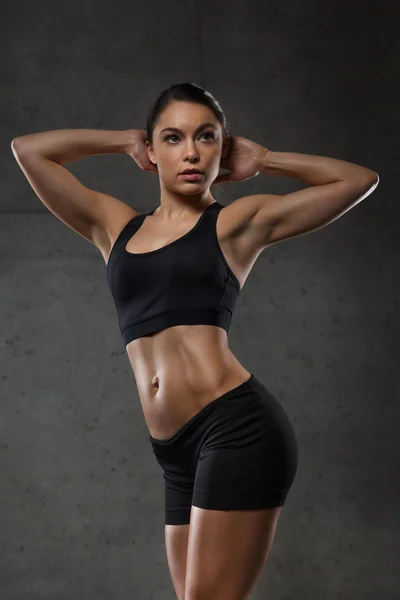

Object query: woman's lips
[179,173,203,180]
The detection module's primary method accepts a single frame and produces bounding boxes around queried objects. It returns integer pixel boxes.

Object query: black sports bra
[106,201,240,346]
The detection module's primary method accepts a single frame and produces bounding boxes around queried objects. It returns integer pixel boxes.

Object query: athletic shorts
[148,373,298,525]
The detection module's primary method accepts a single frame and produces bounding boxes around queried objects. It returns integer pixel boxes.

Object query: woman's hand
[127,129,159,174]
[213,135,269,185]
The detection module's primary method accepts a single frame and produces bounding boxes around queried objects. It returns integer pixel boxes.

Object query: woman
[12,82,379,600]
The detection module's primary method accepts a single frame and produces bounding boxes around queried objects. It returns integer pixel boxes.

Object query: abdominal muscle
[125,324,251,440]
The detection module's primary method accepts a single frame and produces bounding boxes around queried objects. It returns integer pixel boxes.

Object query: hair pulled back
[145,82,230,146]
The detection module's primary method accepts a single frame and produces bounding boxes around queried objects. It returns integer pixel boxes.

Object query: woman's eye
[164,132,215,142]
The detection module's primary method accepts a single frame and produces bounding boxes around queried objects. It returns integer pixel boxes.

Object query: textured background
[1,0,398,598]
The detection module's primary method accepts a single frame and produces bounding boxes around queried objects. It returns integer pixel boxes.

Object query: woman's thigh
[165,523,190,600]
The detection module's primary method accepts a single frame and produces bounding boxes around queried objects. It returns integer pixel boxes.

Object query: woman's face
[146,101,229,192]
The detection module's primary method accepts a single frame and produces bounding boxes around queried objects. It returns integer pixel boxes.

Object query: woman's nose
[184,147,199,160]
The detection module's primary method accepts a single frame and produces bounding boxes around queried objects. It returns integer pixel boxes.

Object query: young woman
[12,82,379,600]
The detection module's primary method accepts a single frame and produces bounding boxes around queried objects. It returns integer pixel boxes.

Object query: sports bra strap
[113,210,155,251]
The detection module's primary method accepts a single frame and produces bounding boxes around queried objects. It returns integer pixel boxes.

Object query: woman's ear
[145,140,157,166]
[221,135,230,159]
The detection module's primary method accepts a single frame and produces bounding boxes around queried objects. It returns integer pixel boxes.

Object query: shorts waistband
[148,373,256,446]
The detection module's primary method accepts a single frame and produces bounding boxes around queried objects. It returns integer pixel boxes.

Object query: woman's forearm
[11,128,135,165]
[260,149,378,186]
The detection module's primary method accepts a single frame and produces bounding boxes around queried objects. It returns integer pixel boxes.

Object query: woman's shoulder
[91,191,141,265]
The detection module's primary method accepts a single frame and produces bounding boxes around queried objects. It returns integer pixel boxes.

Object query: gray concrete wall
[2,1,397,599]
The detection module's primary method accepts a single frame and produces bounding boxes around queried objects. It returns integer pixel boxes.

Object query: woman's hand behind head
[127,129,159,174]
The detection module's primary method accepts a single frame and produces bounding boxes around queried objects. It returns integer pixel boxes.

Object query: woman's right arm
[10,129,138,252]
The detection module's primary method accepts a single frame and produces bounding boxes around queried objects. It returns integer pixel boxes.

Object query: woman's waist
[125,325,250,439]
[137,365,252,440]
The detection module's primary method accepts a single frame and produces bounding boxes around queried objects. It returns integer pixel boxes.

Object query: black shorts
[148,373,298,525]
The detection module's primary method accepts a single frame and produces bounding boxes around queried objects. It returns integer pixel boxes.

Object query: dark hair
[145,82,230,146]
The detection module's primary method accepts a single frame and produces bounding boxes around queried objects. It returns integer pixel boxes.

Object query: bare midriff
[125,324,251,441]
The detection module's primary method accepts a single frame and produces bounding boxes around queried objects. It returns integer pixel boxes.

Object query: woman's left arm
[215,137,379,247]
[259,148,378,186]
[255,149,379,246]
